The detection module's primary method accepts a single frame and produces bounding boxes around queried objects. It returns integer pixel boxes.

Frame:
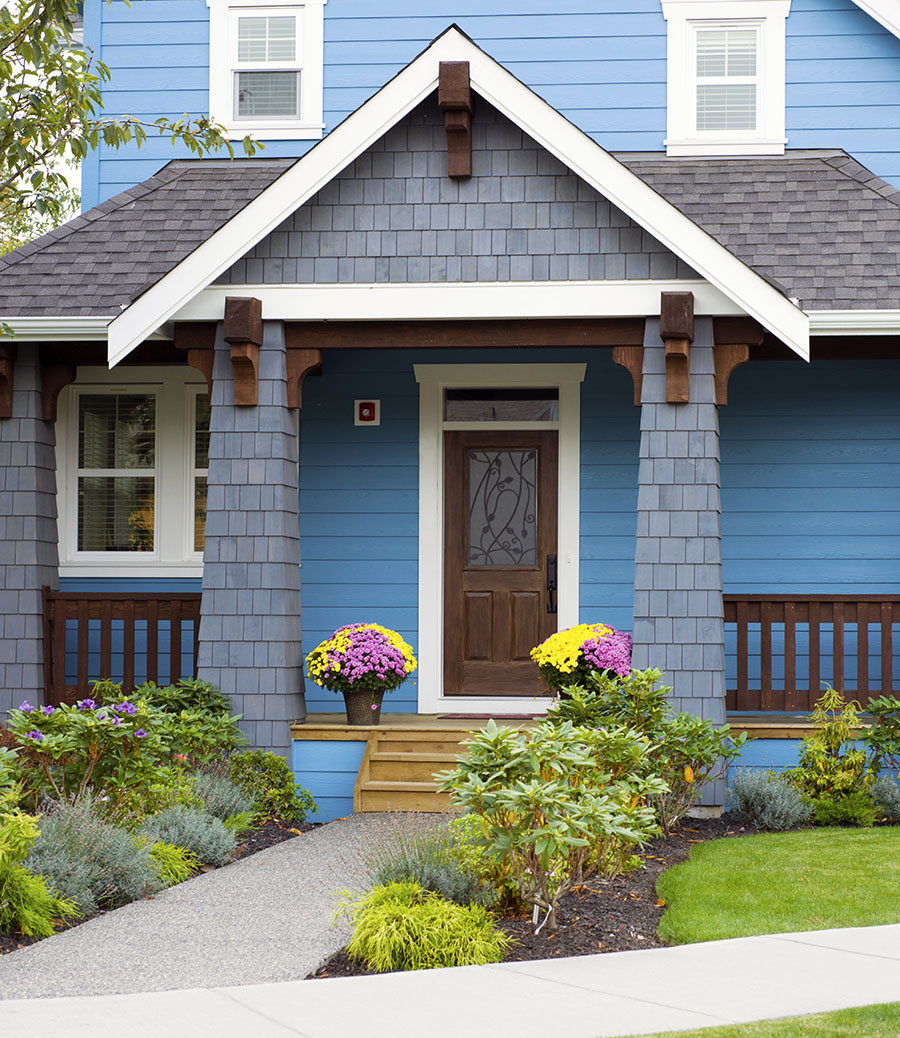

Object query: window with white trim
[662,0,791,157]
[57,369,208,577]
[207,0,326,141]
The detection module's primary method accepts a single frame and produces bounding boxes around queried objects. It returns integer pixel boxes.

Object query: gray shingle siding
[0,346,60,715]
[217,99,695,286]
[196,321,306,754]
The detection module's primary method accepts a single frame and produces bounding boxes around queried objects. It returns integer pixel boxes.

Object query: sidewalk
[2,924,900,1038]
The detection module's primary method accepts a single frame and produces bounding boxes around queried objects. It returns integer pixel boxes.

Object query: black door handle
[546,554,558,614]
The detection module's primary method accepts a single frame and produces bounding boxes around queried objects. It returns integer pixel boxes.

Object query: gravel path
[0,814,444,1000]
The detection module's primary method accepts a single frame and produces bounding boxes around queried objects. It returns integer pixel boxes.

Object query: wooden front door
[443,430,558,696]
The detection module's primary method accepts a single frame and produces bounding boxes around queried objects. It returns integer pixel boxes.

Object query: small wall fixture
[354,400,381,426]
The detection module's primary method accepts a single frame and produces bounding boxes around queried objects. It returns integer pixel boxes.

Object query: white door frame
[414,363,586,714]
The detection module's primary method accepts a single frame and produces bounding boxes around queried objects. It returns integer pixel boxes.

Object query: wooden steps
[354,729,474,813]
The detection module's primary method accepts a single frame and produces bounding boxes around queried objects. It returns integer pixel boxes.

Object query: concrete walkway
[1,924,900,1037]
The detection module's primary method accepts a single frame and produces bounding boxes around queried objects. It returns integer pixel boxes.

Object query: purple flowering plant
[306,623,417,696]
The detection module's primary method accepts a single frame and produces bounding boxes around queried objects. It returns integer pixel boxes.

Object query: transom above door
[443,429,558,695]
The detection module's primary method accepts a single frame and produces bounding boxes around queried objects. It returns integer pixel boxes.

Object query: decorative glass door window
[467,449,537,567]
[193,395,211,552]
[77,395,156,552]
[233,9,301,119]
[694,26,758,132]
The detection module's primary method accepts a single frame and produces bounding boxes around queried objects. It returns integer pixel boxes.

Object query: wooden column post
[224,296,263,406]
[659,291,694,403]
[438,61,474,179]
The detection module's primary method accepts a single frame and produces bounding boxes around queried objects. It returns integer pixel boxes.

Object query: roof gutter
[807,310,900,336]
[0,317,172,342]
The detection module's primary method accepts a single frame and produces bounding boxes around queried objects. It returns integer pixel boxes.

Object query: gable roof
[93,26,806,363]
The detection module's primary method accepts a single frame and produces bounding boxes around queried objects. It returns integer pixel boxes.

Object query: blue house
[2,0,900,818]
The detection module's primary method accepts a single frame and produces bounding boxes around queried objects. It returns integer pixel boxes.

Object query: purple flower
[27,730,43,742]
[19,700,32,712]
[118,702,137,716]
[77,698,96,711]
[41,705,55,716]
[370,703,378,711]
[110,716,121,726]
[582,627,633,678]
[134,729,147,739]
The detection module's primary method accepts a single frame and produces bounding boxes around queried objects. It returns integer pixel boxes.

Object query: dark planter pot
[342,689,386,725]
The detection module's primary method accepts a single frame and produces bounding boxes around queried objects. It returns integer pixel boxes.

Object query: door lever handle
[546,553,558,614]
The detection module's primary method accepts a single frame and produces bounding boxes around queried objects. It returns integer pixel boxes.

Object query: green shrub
[727,770,812,831]
[365,820,492,907]
[872,776,900,822]
[812,790,877,827]
[133,678,233,717]
[148,841,201,887]
[0,862,80,939]
[439,720,663,931]
[446,814,521,909]
[191,770,254,820]
[226,750,317,824]
[143,806,236,867]
[222,810,255,835]
[863,694,900,772]
[25,798,162,918]
[338,880,510,972]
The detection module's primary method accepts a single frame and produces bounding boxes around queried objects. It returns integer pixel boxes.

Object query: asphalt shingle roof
[621,151,900,310]
[0,159,292,317]
[2,149,899,318]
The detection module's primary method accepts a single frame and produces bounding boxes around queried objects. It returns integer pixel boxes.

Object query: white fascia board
[0,316,148,341]
[173,280,746,322]
[108,27,808,365]
[808,310,900,335]
[852,1,900,40]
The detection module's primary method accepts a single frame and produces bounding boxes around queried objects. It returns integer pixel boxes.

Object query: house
[2,0,900,819]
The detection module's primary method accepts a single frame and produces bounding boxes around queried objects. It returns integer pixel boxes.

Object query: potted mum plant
[305,623,417,725]
[530,622,632,691]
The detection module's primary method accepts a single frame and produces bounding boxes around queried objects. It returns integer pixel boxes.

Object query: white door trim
[414,363,586,715]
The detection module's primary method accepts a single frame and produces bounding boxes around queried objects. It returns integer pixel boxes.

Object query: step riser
[357,791,458,812]
[369,760,453,782]
[376,739,469,755]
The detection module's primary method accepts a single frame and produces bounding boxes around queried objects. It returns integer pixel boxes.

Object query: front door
[443,430,558,695]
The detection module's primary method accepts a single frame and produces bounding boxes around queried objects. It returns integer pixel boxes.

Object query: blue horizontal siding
[86,0,900,205]
[291,739,366,822]
[731,738,802,773]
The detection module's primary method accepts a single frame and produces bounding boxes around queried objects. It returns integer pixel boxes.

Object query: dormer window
[663,0,791,156]
[208,0,325,141]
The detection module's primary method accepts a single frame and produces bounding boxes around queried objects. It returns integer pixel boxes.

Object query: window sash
[691,22,760,135]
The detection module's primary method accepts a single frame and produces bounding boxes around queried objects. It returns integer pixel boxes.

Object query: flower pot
[342,689,385,726]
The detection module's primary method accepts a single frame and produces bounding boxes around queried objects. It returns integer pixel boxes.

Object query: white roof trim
[852,1,900,41]
[808,310,900,335]
[174,280,746,322]
[0,316,168,341]
[107,26,809,365]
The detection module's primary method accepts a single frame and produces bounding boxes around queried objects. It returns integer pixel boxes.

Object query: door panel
[444,430,558,696]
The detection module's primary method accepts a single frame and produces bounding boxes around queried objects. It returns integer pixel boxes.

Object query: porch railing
[724,594,900,711]
[42,587,202,707]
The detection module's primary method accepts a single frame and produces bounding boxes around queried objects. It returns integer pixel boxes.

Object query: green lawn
[626,1002,900,1038]
[656,828,900,944]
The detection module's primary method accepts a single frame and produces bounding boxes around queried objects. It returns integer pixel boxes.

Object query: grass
[628,1002,900,1037]
[656,828,900,944]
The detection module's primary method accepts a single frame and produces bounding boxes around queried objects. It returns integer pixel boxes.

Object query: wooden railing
[724,595,900,711]
[42,588,202,707]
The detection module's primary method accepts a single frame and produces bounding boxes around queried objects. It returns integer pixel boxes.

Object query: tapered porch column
[631,314,726,731]
[196,320,306,755]
[0,345,60,715]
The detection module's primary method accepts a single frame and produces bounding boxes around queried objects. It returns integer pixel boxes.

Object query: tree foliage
[0,0,257,242]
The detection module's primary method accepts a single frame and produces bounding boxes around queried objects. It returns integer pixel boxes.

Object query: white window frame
[662,0,791,157]
[414,363,586,716]
[57,367,207,578]
[187,386,210,561]
[207,0,326,141]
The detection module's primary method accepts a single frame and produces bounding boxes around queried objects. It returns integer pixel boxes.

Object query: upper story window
[662,0,791,156]
[207,0,326,141]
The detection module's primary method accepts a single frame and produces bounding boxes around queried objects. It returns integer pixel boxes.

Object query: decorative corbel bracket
[286,348,322,409]
[0,344,16,419]
[612,345,644,406]
[174,321,216,399]
[224,297,263,406]
[659,291,694,403]
[712,316,762,405]
[41,362,76,422]
[713,344,750,405]
[438,61,473,179]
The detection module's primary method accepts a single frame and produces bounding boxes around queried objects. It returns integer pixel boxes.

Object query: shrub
[226,749,317,824]
[530,622,631,690]
[191,770,254,820]
[439,721,663,931]
[446,814,520,908]
[872,776,900,822]
[148,841,201,887]
[727,770,812,831]
[365,819,491,907]
[25,798,162,918]
[338,880,510,972]
[133,678,233,717]
[143,806,236,867]
[863,694,900,772]
[222,811,255,835]
[812,790,877,828]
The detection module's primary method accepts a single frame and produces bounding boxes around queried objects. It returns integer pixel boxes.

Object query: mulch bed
[311,816,751,979]
[0,816,319,957]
